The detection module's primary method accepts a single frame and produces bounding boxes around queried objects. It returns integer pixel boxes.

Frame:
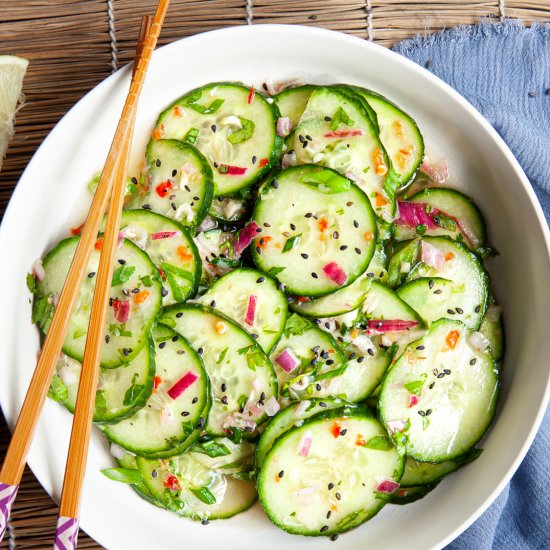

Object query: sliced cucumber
[103,326,210,457]
[394,188,487,249]
[400,448,482,487]
[53,342,154,424]
[35,236,162,368]
[159,304,278,437]
[140,139,214,227]
[273,85,316,128]
[366,239,389,283]
[386,238,421,288]
[270,314,347,400]
[354,88,424,188]
[255,398,349,468]
[479,302,504,362]
[379,319,498,462]
[154,82,283,195]
[137,452,257,520]
[258,406,404,537]
[116,451,161,506]
[193,229,240,288]
[390,483,438,505]
[289,274,372,318]
[252,165,377,296]
[209,195,251,223]
[102,209,201,305]
[363,280,423,323]
[190,437,256,475]
[396,237,489,329]
[292,86,399,219]
[198,268,288,353]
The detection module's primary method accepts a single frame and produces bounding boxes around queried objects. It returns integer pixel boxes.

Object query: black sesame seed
[105,335,110,344]
[161,287,168,297]
[311,272,319,279]
[367,349,374,356]
[277,282,285,291]
[176,312,183,318]
[319,401,327,408]
[346,201,353,207]
[211,124,217,132]
[335,493,341,500]
[355,247,362,254]
[340,245,348,251]
[193,196,200,201]
[252,155,257,164]
[320,351,328,359]
[181,411,190,417]
[131,177,138,185]
[340,429,348,436]
[447,309,455,315]
[328,482,334,490]
[301,253,309,259]
[331,534,339,542]
[198,417,205,428]
[152,469,158,478]
[201,519,209,525]
[198,347,204,355]
[426,409,432,416]
[256,276,265,283]
[434,289,443,294]
[444,369,451,375]
[273,180,279,189]
[256,246,262,255]
[122,348,130,356]
[159,342,166,349]
[299,135,305,143]
[210,300,216,308]
[418,410,426,416]
[260,392,266,401]
[367,272,375,278]
[290,223,296,230]
[475,305,481,313]
[428,279,434,289]
[221,396,228,405]
[316,383,322,391]
[456,307,464,314]
[213,162,219,168]
[437,373,445,378]
[251,333,259,339]
[184,184,191,192]
[177,350,184,355]
[470,358,477,365]
[353,220,359,228]
[192,397,198,404]
[326,359,334,365]
[88,272,95,278]
[429,382,435,389]
[278,470,285,478]
[155,159,161,167]
[302,141,308,148]
[332,231,339,239]
[320,526,329,533]
[325,116,332,121]
[171,169,177,177]
[142,204,151,210]
[122,289,130,297]
[326,511,332,519]
[171,202,177,211]
[348,352,356,360]
[416,345,425,350]
[118,259,126,265]
[245,426,254,432]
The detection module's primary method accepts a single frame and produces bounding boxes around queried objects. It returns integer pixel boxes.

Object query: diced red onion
[298,433,313,457]
[408,395,419,408]
[322,262,348,286]
[263,396,280,417]
[274,348,300,373]
[247,402,264,417]
[113,299,130,323]
[32,258,46,282]
[376,479,400,494]
[151,231,180,240]
[234,221,260,256]
[387,419,407,433]
[167,371,198,399]
[421,159,449,183]
[219,164,248,176]
[323,129,364,138]
[421,240,446,271]
[276,117,293,137]
[366,319,420,334]
[294,400,310,416]
[395,201,439,229]
[468,331,490,353]
[245,295,257,326]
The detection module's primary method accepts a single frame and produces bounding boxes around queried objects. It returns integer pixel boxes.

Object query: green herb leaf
[404,373,427,396]
[282,234,302,253]
[95,390,108,418]
[183,127,200,145]
[123,373,145,406]
[159,315,176,329]
[32,294,55,332]
[232,470,256,481]
[191,486,217,504]
[140,275,153,287]
[108,323,132,337]
[283,313,311,337]
[73,328,87,339]
[237,345,254,355]
[87,173,101,195]
[330,107,355,131]
[300,169,350,194]
[314,364,348,382]
[363,435,393,451]
[238,394,248,411]
[210,256,240,269]
[26,273,36,294]
[266,266,285,277]
[193,440,231,458]
[435,213,457,231]
[227,118,255,145]
[101,468,143,484]
[246,350,264,372]
[217,347,228,365]
[382,166,400,205]
[184,92,225,114]
[48,375,69,403]
[422,416,430,430]
[111,265,136,287]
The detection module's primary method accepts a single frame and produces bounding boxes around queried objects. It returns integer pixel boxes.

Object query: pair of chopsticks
[0,1,170,548]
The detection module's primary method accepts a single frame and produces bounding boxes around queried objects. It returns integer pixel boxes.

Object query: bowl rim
[1,23,549,550]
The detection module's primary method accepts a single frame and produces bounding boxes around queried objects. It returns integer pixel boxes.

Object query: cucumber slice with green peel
[103,326,210,457]
[379,319,498,462]
[292,86,399,218]
[396,237,489,329]
[34,236,162,368]
[52,342,154,424]
[290,274,372,318]
[257,406,405,537]
[190,437,256,474]
[154,82,283,196]
[366,239,389,283]
[115,452,161,507]
[198,268,288,353]
[101,209,201,305]
[400,448,482,487]
[193,229,238,287]
[354,88,424,188]
[273,84,317,128]
[387,238,422,288]
[331,86,380,133]
[208,195,251,223]
[270,314,347,400]
[362,280,424,324]
[159,304,278,437]
[390,483,439,505]
[137,452,257,520]
[394,188,487,249]
[139,139,213,227]
[251,165,377,297]
[479,302,504,362]
[255,397,349,468]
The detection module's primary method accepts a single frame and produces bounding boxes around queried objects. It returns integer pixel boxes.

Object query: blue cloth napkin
[394,21,550,550]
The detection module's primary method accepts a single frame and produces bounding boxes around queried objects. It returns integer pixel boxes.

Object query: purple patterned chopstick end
[54,516,79,550]
[0,482,19,543]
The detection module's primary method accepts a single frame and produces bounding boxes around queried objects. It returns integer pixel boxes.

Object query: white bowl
[1,24,549,550]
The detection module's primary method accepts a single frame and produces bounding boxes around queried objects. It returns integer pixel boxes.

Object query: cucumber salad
[28,82,504,539]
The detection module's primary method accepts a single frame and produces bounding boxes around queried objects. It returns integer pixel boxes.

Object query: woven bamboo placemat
[1,1,549,548]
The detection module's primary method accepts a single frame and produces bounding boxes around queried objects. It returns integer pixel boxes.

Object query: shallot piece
[421,159,449,183]
[274,347,300,373]
[245,295,257,326]
[421,240,446,271]
[234,221,260,256]
[32,258,46,282]
[262,396,280,417]
[395,201,439,229]
[322,262,348,286]
[366,319,420,334]
[167,371,198,400]
[276,117,293,137]
[468,331,491,353]
[298,433,313,457]
[408,395,419,408]
[151,231,180,240]
[376,479,400,494]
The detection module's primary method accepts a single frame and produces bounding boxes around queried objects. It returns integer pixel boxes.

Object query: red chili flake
[158,267,166,281]
[71,223,85,236]
[153,375,162,392]
[155,181,173,198]
[323,129,364,139]
[297,296,311,303]
[356,434,366,446]
[248,86,255,104]
[163,475,181,491]
[258,157,269,168]
[330,422,341,438]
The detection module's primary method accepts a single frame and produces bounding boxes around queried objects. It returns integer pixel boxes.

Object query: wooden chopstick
[0,2,169,546]
[53,7,167,549]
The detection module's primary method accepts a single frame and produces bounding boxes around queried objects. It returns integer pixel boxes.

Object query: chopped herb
[227,118,255,145]
[363,435,393,451]
[422,416,430,430]
[330,107,354,131]
[140,275,153,287]
[283,313,311,337]
[282,234,302,253]
[183,127,200,144]
[108,323,132,337]
[184,92,225,114]
[111,265,136,287]
[123,373,145,406]
[48,375,69,403]
[246,350,264,371]
[238,394,248,411]
[404,373,428,395]
[26,273,36,294]
[73,328,87,339]
[95,390,108,417]
[100,468,143,484]
[300,170,350,194]
[436,213,457,231]
[217,347,228,364]
[237,345,254,355]
[267,266,285,277]
[193,440,231,458]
